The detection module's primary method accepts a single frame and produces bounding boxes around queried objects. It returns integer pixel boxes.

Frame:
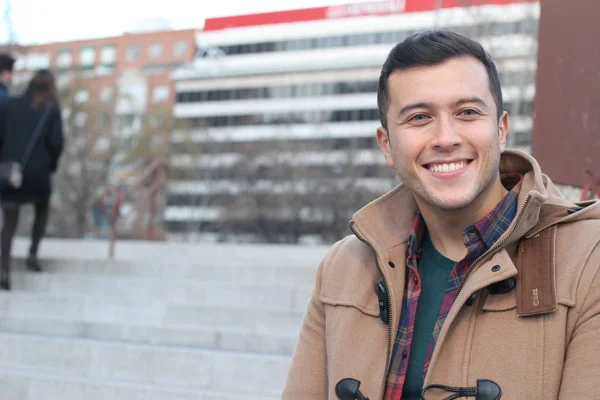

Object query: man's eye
[459,109,479,116]
[410,114,429,121]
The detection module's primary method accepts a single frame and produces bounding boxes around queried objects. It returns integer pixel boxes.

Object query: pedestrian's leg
[27,202,49,272]
[1,204,20,289]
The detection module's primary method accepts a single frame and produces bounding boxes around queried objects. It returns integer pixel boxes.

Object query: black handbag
[0,106,52,190]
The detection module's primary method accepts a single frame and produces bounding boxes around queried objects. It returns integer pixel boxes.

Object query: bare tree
[49,76,116,238]
[120,104,174,163]
[216,130,395,244]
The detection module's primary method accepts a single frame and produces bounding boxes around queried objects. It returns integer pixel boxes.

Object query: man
[283,31,600,400]
[0,53,15,100]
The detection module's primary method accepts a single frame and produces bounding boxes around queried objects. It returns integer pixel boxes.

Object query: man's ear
[376,126,395,167]
[498,111,509,152]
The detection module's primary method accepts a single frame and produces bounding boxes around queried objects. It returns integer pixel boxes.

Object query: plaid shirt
[384,175,523,399]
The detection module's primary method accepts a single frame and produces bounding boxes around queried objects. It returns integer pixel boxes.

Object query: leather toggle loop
[488,277,516,295]
[421,379,501,400]
[376,280,389,325]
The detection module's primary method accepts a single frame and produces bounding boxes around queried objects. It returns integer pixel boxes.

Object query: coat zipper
[454,193,532,301]
[350,221,392,400]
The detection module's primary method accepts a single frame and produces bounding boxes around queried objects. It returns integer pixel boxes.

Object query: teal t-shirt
[402,232,457,400]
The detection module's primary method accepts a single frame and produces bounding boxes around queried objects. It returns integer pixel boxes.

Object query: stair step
[12,237,329,267]
[0,332,290,396]
[3,238,319,397]
[0,367,280,400]
[0,315,299,355]
[0,291,305,334]
[9,272,313,310]
[12,258,319,286]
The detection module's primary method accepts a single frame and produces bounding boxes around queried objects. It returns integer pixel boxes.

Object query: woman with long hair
[0,69,64,290]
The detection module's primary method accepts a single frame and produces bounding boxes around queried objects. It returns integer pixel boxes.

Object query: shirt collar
[407,173,523,259]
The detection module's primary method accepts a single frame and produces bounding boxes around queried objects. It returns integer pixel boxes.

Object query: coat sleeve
[559,241,600,399]
[282,242,342,399]
[0,98,8,150]
[46,107,64,173]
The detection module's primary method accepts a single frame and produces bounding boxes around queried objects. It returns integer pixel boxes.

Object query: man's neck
[417,179,509,262]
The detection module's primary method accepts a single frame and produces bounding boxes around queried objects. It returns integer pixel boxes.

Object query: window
[149,116,162,129]
[101,45,117,65]
[218,90,230,101]
[100,87,113,103]
[173,41,188,57]
[287,39,311,51]
[74,112,88,128]
[175,80,379,104]
[13,53,25,70]
[25,53,50,69]
[347,34,364,46]
[74,89,90,103]
[126,44,140,62]
[257,42,275,53]
[152,85,170,103]
[79,47,95,66]
[149,43,163,59]
[56,49,72,68]
[187,108,379,128]
[118,115,137,132]
[95,136,111,152]
[296,84,310,97]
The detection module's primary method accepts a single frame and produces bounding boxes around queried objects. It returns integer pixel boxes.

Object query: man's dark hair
[0,53,15,74]
[377,30,503,130]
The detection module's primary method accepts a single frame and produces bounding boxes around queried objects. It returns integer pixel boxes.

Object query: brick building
[8,28,197,148]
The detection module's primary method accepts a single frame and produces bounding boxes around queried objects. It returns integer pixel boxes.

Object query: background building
[10,25,196,148]
[5,24,197,238]
[167,0,539,243]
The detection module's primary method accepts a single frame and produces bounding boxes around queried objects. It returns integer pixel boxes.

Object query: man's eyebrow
[397,102,433,117]
[455,97,489,109]
[397,97,490,118]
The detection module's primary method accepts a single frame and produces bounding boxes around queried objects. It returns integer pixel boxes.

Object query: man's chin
[424,192,475,211]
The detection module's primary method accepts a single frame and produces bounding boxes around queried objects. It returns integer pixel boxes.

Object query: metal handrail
[99,158,169,259]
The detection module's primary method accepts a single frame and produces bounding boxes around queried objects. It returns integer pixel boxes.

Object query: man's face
[376,56,509,212]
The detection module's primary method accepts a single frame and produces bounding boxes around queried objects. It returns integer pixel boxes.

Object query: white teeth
[429,161,467,173]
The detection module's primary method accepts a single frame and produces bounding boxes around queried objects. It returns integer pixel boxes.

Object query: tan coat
[283,150,600,400]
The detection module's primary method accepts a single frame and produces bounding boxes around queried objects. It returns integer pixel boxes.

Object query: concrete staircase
[0,238,329,399]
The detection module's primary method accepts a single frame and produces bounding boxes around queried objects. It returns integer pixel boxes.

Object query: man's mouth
[424,160,472,173]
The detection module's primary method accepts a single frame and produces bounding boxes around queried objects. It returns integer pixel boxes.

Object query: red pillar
[531,0,600,187]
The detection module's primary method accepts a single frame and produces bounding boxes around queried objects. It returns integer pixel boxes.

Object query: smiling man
[283,31,600,400]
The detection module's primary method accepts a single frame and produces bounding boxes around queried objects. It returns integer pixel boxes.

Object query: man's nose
[431,117,463,150]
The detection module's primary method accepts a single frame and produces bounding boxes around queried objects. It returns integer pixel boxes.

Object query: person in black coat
[0,53,15,101]
[0,69,64,290]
